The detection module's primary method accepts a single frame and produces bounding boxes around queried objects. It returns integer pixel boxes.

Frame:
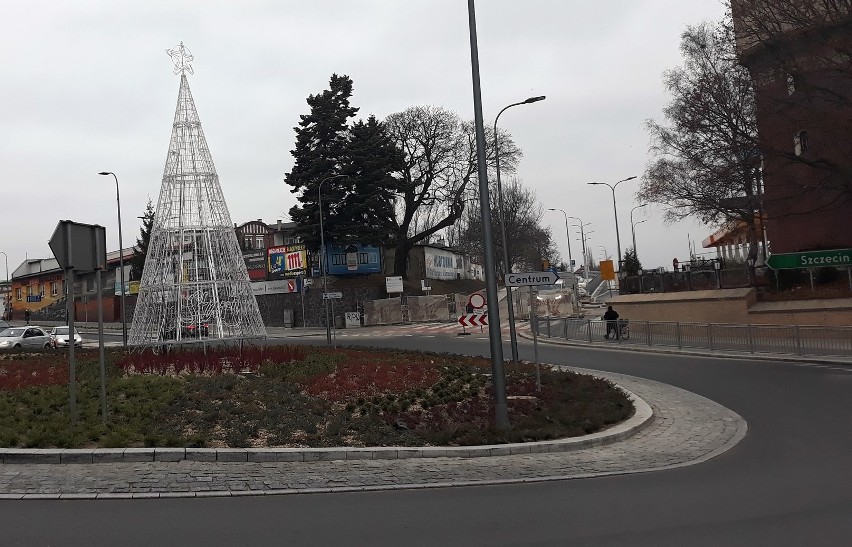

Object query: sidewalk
[0,367,745,499]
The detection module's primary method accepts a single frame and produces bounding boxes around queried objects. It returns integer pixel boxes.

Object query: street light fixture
[0,251,7,282]
[494,94,545,364]
[587,176,637,274]
[631,218,649,259]
[318,174,349,346]
[566,217,590,278]
[98,171,127,348]
[630,203,649,259]
[547,208,580,316]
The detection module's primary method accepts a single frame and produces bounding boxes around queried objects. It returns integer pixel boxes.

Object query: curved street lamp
[546,208,580,316]
[587,176,637,273]
[494,95,545,363]
[630,203,649,258]
[98,171,127,348]
[318,174,349,346]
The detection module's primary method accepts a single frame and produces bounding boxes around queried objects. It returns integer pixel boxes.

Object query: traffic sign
[322,292,343,299]
[505,271,559,287]
[458,314,488,328]
[766,248,852,270]
[468,292,486,309]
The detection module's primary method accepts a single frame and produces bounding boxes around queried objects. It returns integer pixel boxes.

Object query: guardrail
[534,318,852,358]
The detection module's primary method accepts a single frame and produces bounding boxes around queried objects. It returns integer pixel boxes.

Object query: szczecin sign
[766,248,852,270]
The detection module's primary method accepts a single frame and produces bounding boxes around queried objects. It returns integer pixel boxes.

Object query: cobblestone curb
[0,385,652,465]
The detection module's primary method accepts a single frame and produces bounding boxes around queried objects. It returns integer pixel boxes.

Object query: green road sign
[766,248,852,270]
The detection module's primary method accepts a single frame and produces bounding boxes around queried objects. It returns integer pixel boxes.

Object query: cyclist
[603,305,620,340]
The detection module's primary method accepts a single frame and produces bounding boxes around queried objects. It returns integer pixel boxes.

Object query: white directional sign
[505,271,559,286]
[322,292,343,299]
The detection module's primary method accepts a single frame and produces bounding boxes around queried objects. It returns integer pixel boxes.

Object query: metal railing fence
[533,318,852,359]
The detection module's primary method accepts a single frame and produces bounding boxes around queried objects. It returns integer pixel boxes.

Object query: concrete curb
[0,386,652,465]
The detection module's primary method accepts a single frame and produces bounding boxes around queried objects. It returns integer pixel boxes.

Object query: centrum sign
[766,248,852,270]
[505,271,559,286]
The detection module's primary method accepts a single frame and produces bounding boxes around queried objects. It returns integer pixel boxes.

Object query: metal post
[588,177,636,275]
[647,321,652,346]
[809,268,815,292]
[530,287,540,392]
[99,172,127,348]
[587,319,592,343]
[96,269,107,423]
[469,0,508,427]
[747,323,754,353]
[708,323,714,351]
[675,321,682,349]
[549,209,581,316]
[494,97,544,364]
[318,174,348,346]
[66,267,77,422]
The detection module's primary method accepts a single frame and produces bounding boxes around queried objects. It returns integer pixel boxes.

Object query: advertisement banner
[243,249,267,271]
[424,248,463,280]
[268,244,308,279]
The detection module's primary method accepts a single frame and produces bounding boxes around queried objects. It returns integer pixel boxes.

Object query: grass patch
[0,345,634,448]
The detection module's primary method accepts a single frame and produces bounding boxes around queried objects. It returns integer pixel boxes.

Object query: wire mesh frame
[129,74,266,348]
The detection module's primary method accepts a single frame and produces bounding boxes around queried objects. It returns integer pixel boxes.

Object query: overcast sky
[1,0,728,278]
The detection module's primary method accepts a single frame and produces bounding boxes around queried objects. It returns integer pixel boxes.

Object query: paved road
[2,331,851,545]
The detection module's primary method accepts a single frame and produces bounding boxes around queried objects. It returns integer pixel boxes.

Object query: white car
[50,326,83,348]
[0,326,51,349]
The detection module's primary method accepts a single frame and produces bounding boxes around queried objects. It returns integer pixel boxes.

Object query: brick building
[731,1,852,253]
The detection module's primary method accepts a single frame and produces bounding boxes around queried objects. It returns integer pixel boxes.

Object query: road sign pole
[530,287,540,392]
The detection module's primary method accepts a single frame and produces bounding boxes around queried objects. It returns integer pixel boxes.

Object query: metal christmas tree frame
[129,43,266,347]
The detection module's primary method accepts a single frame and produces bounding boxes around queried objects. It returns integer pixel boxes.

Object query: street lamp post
[587,176,637,274]
[0,251,7,282]
[567,217,590,278]
[547,208,580,316]
[494,95,545,364]
[631,218,649,260]
[630,203,648,257]
[318,174,349,346]
[98,171,127,348]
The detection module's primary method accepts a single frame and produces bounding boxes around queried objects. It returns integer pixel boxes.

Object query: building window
[794,130,809,156]
[255,236,265,249]
[359,253,368,264]
[786,73,796,96]
[26,285,33,296]
[243,237,253,250]
[51,282,58,297]
[39,285,45,297]
[16,288,22,301]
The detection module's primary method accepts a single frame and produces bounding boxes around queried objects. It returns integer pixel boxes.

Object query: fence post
[795,324,802,355]
[547,317,551,337]
[647,321,652,346]
[708,323,714,351]
[587,319,592,343]
[563,318,568,339]
[747,324,754,353]
[676,322,682,349]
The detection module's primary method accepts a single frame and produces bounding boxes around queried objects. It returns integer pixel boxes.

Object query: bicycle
[604,319,629,340]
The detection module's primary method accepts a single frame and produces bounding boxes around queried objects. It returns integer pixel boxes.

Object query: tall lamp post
[494,95,545,364]
[318,174,349,346]
[587,176,636,275]
[630,203,648,256]
[547,208,580,316]
[98,171,127,348]
[567,217,589,277]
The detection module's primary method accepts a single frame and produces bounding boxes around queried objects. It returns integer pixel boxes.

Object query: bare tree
[641,18,763,264]
[384,105,521,277]
[457,178,559,275]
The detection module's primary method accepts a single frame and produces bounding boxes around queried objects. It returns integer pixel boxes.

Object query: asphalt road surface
[2,334,851,546]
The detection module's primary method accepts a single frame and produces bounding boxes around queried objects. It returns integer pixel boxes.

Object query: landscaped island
[0,346,633,449]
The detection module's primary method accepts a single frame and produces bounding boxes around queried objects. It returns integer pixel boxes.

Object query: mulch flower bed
[0,346,634,449]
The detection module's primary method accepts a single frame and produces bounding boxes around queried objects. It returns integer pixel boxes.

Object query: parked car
[0,326,51,349]
[49,326,83,348]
